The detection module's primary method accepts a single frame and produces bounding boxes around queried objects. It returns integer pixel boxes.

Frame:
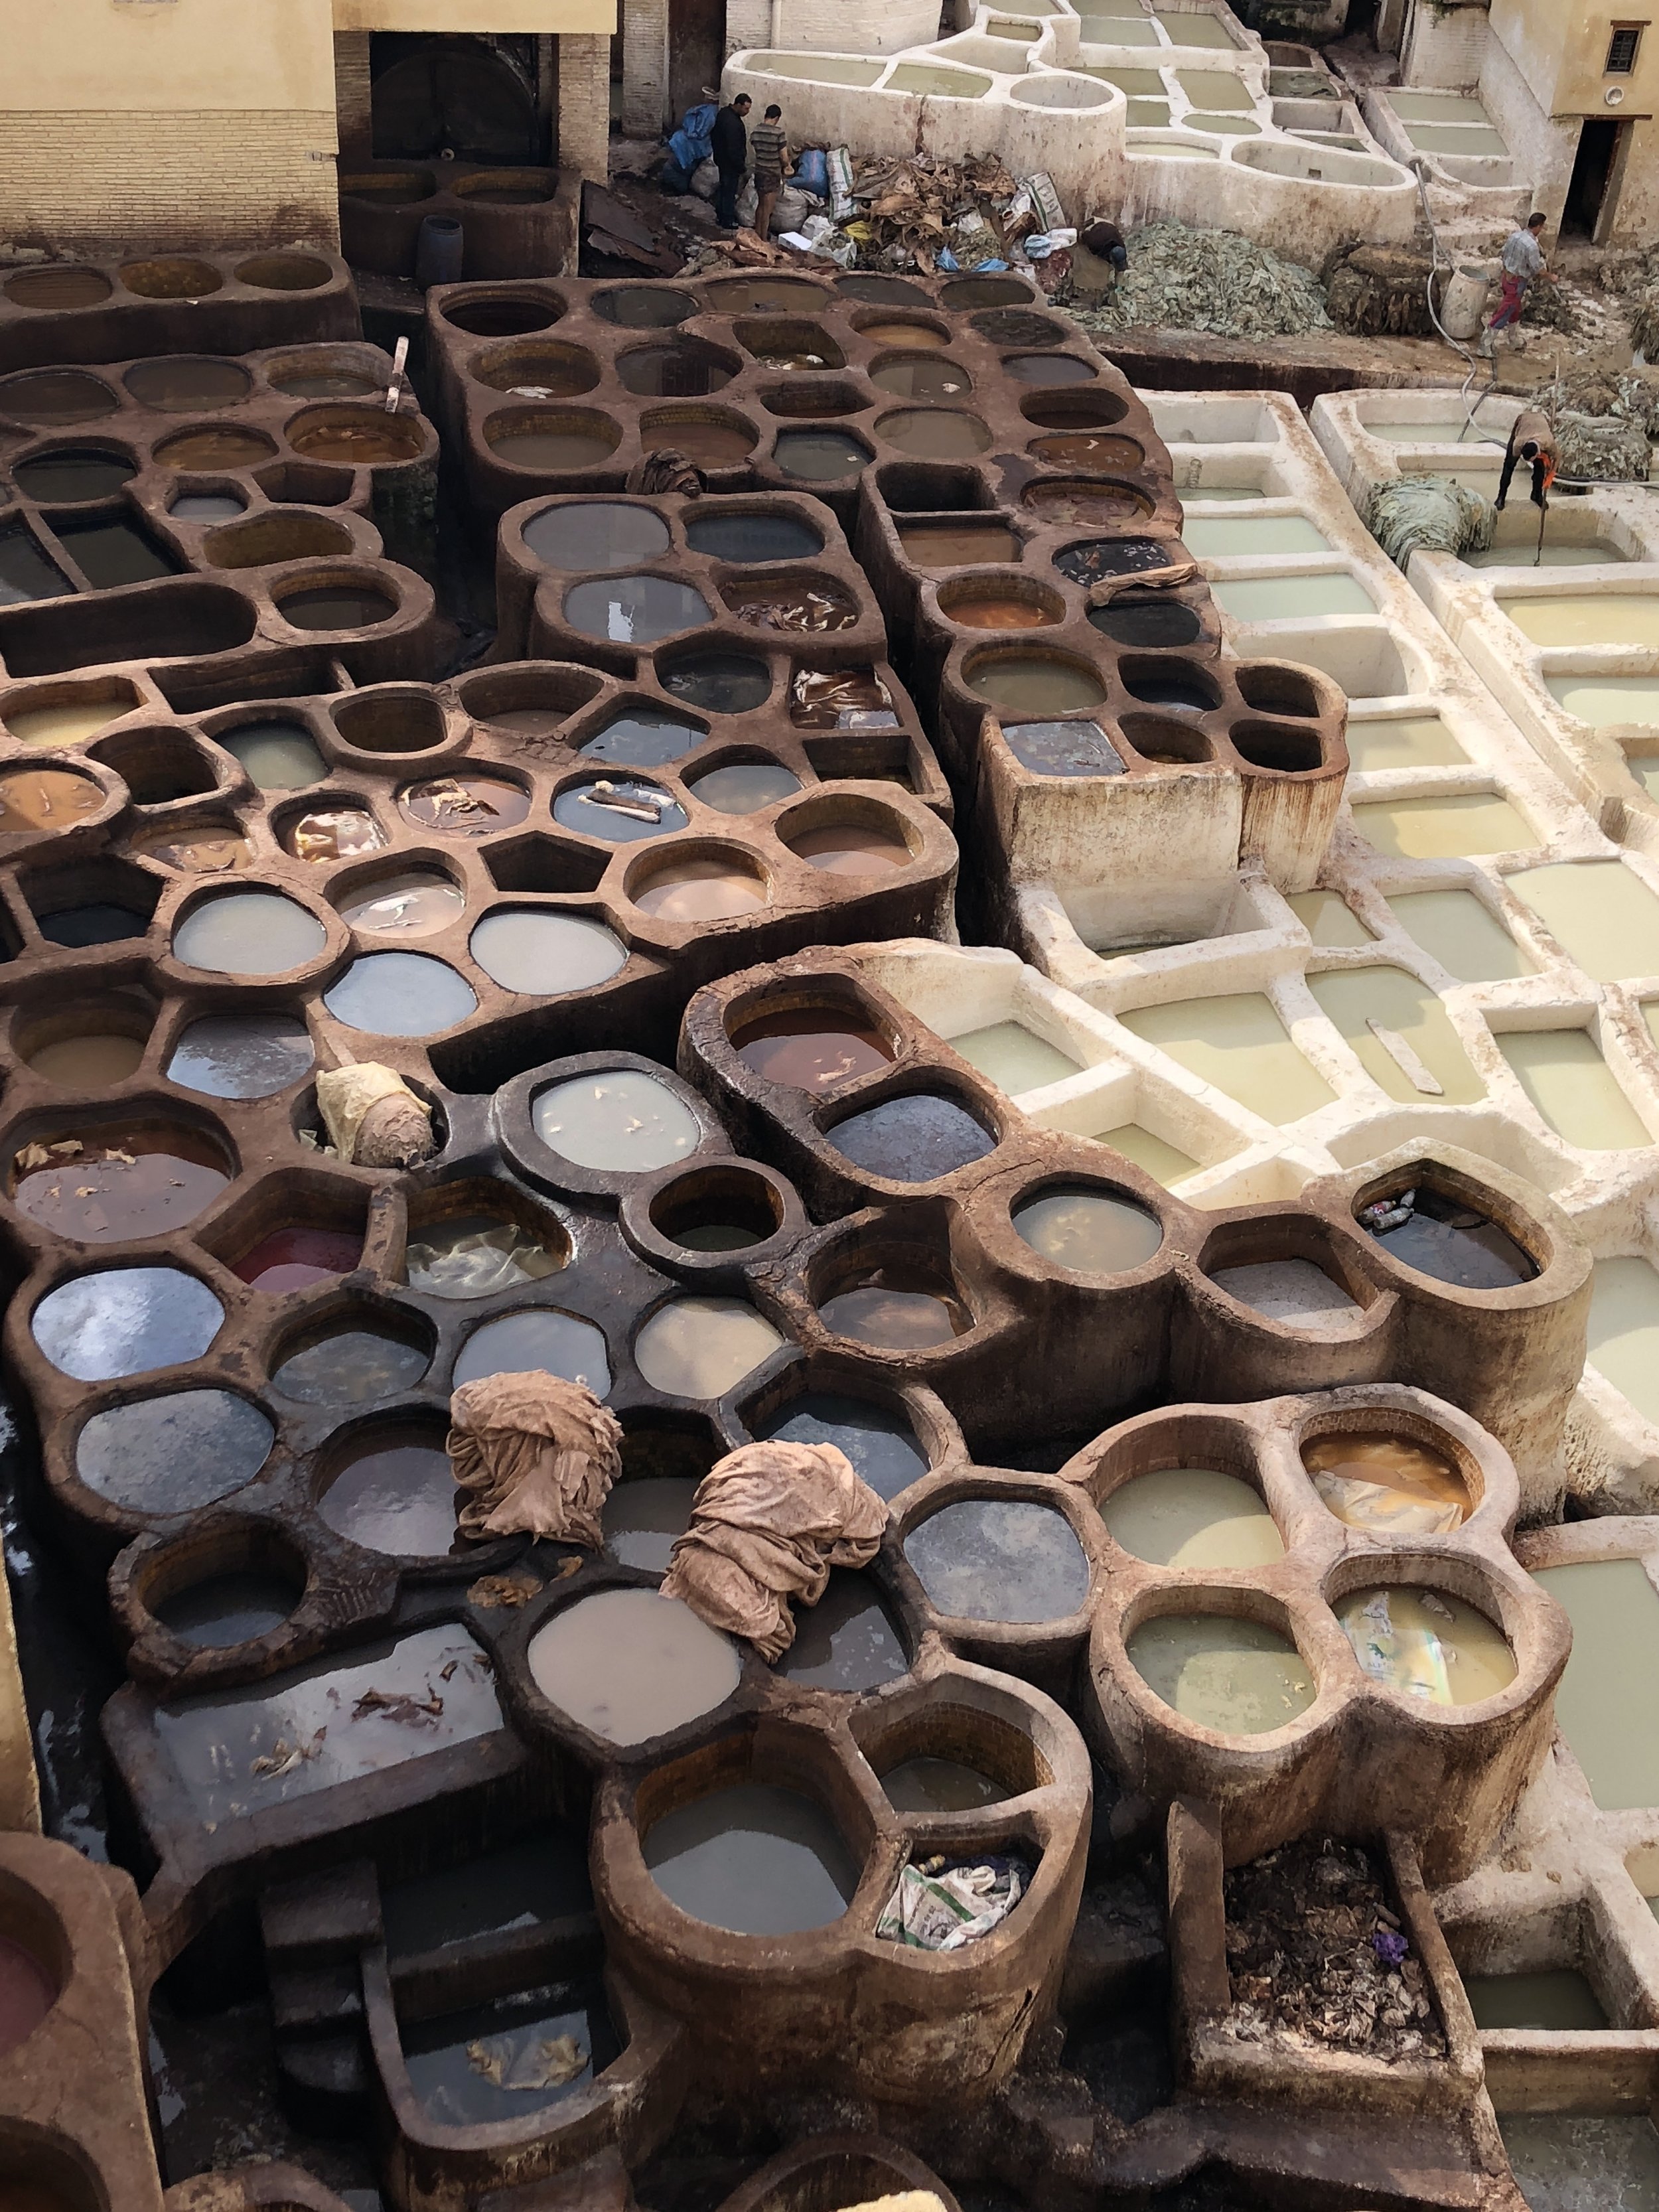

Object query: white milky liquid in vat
[633,1297,784,1398]
[1508,859,1659,983]
[1586,1256,1659,1427]
[1212,573,1374,622]
[1498,1030,1651,1150]
[1499,594,1659,650]
[1386,890,1534,982]
[1094,1122,1202,1185]
[1350,792,1536,860]
[1179,484,1268,503]
[1287,891,1370,947]
[1120,993,1335,1124]
[1344,715,1467,773]
[533,1070,700,1171]
[528,1587,740,1745]
[1180,514,1332,557]
[173,891,328,975]
[1210,1258,1364,1333]
[947,1019,1079,1093]
[1547,675,1659,727]
[5,700,128,745]
[1103,1467,1283,1568]
[1127,1614,1315,1733]
[1530,1560,1659,1808]
[1307,966,1484,1104]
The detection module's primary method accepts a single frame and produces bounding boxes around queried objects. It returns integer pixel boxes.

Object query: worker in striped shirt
[749,105,788,238]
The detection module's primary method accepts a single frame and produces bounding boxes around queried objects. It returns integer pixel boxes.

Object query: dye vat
[828,1093,995,1181]
[1308,967,1483,1105]
[642,412,756,468]
[689,761,802,812]
[1054,537,1177,585]
[323,952,478,1035]
[948,1021,1080,1094]
[1587,1256,1659,1426]
[1209,1258,1363,1334]
[643,1783,859,1933]
[1212,573,1373,621]
[76,1388,273,1512]
[278,583,397,631]
[0,370,119,423]
[533,1069,699,1172]
[165,1013,314,1099]
[592,287,695,327]
[1346,716,1467,772]
[899,522,1022,568]
[268,366,380,400]
[966,656,1106,715]
[1498,594,1659,650]
[1104,1467,1283,1568]
[234,1226,361,1291]
[1498,1030,1650,1151]
[0,768,102,836]
[1548,675,1659,727]
[317,1432,459,1556]
[171,492,247,520]
[285,808,388,863]
[1004,720,1126,777]
[1096,1124,1201,1186]
[132,824,253,874]
[5,698,134,745]
[1127,1614,1315,1733]
[152,1625,501,1821]
[405,1213,563,1298]
[786,820,910,874]
[469,910,626,994]
[123,358,252,411]
[563,573,711,644]
[273,1326,430,1404]
[685,511,823,562]
[1362,1186,1536,1290]
[945,586,1058,632]
[616,340,736,396]
[579,708,703,768]
[631,855,768,922]
[1465,1970,1607,2031]
[708,276,831,312]
[905,1498,1090,1622]
[1289,891,1370,948]
[776,1569,909,1689]
[153,425,273,469]
[875,408,991,459]
[758,1392,928,1500]
[401,1980,614,2126]
[633,1296,784,1398]
[4,265,111,308]
[522,500,671,571]
[0,528,68,604]
[453,1308,610,1392]
[1530,1559,1659,1808]
[660,653,770,713]
[1350,793,1536,860]
[216,720,327,790]
[819,1274,969,1349]
[1508,859,1659,984]
[13,449,135,502]
[0,1935,55,2055]
[1336,1585,1515,1704]
[1023,480,1151,526]
[25,1030,145,1087]
[1120,993,1335,1123]
[486,415,620,469]
[529,1587,740,1743]
[553,776,688,844]
[1499,2116,1659,2211]
[774,429,871,480]
[157,1571,300,1648]
[1386,889,1534,982]
[172,891,326,976]
[602,1477,697,1572]
[338,871,465,935]
[1182,514,1333,557]
[401,774,532,836]
[33,1264,222,1378]
[1303,1430,1468,1534]
[883,1757,1007,1812]
[37,899,147,948]
[11,1124,230,1242]
[1015,1185,1163,1272]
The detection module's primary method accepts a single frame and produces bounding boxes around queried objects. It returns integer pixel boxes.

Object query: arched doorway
[370,34,543,165]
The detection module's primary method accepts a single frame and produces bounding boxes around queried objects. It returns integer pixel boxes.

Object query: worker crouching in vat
[1495,407,1557,512]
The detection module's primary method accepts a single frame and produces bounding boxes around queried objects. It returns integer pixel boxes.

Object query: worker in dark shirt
[1495,406,1557,510]
[711,94,751,232]
[1081,216,1129,285]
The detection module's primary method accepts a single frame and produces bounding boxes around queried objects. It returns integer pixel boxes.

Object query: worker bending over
[1494,407,1557,511]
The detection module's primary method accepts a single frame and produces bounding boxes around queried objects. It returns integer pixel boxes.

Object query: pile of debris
[1325,242,1437,339]
[1526,366,1657,480]
[1220,1836,1446,2063]
[1071,222,1332,340]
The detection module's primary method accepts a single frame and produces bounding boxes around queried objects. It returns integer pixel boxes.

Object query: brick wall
[334,31,374,161]
[0,110,340,254]
[1400,0,1490,90]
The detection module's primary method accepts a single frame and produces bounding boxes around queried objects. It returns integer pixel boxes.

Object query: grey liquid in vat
[273,1328,431,1404]
[452,1309,611,1393]
[643,1783,859,1933]
[553,776,688,843]
[469,910,627,994]
[828,1094,995,1181]
[323,953,478,1035]
[579,708,704,768]
[165,1014,315,1098]
[156,1572,300,1649]
[33,1266,223,1378]
[775,1570,909,1691]
[76,1390,273,1512]
[602,1476,697,1573]
[905,1499,1090,1622]
[760,1392,928,1499]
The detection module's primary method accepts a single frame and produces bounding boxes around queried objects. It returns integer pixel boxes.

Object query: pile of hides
[660,1439,887,1660]
[1555,409,1652,482]
[447,1372,623,1544]
[1325,243,1438,339]
[1366,475,1494,570]
[839,149,1021,270]
[1073,223,1332,338]
[314,1063,435,1168]
[1533,363,1659,455]
[1220,1836,1446,2061]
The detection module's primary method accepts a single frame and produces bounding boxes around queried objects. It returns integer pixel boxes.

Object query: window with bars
[1607,23,1643,72]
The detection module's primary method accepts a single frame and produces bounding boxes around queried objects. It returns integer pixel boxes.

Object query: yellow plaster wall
[333,0,617,33]
[1491,0,1659,117]
[1,0,337,113]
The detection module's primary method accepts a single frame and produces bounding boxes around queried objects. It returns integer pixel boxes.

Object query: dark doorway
[668,0,725,122]
[371,34,541,163]
[1562,117,1624,238]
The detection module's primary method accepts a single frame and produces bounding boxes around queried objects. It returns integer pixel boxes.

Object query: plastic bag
[689,157,719,202]
[827,145,855,221]
[796,146,829,196]
[877,1856,1031,1951]
[315,1063,435,1169]
[1340,1590,1452,1703]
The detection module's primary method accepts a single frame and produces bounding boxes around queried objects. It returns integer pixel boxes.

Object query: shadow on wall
[370,33,545,165]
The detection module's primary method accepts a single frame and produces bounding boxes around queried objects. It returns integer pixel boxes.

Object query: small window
[1607,23,1643,72]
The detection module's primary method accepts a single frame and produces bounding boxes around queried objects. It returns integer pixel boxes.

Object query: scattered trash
[352,1685,444,1725]
[250,1732,324,1779]
[1554,409,1652,484]
[467,1571,543,1609]
[315,1062,436,1169]
[1366,474,1494,570]
[1221,1836,1445,2061]
[877,1854,1031,1950]
[467,2033,587,2091]
[791,666,898,729]
[1070,222,1332,339]
[447,1370,624,1545]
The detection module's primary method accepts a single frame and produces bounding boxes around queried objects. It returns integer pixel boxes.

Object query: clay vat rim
[0,1870,69,2049]
[1292,1404,1488,1528]
[934,571,1068,628]
[201,512,359,569]
[453,658,609,724]
[269,1295,441,1395]
[895,1473,1100,1637]
[589,284,698,326]
[1019,389,1129,431]
[1315,1548,1545,1719]
[806,1239,981,1353]
[309,1406,470,1567]
[151,422,281,467]
[123,1514,311,1648]
[631,1157,798,1267]
[233,252,336,291]
[339,167,439,202]
[999,1171,1171,1282]
[1347,1160,1555,1293]
[720,973,903,1067]
[481,404,623,464]
[2,263,114,309]
[769,424,875,475]
[3,1097,241,1220]
[116,254,226,298]
[9,435,143,499]
[734,1355,957,1485]
[496,1050,727,1202]
[0,755,125,844]
[1064,1406,1277,1513]
[620,838,776,915]
[814,1074,1007,1186]
[9,983,158,1069]
[1193,1210,1390,1327]
[772,790,921,870]
[0,366,123,421]
[849,309,953,344]
[167,880,335,982]
[1110,1580,1335,1745]
[1225,715,1334,778]
[468,337,606,396]
[330,686,453,760]
[119,354,254,411]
